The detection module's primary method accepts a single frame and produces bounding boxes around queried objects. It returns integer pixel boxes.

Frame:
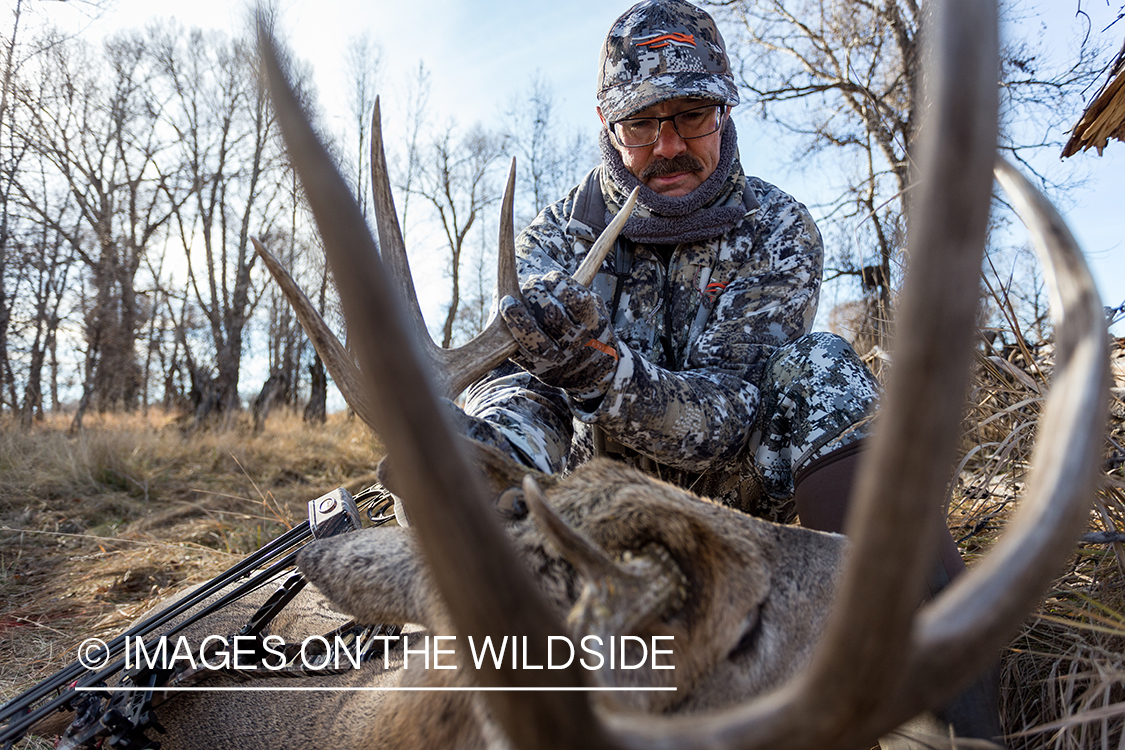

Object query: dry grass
[950,337,1125,748]
[0,409,381,711]
[2,339,1124,747]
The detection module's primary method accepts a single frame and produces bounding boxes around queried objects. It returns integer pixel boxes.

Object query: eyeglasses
[610,104,726,148]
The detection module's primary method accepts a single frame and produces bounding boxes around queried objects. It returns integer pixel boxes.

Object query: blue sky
[39,0,1125,336]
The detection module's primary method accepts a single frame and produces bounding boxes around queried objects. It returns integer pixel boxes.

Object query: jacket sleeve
[573,180,823,473]
[462,191,589,475]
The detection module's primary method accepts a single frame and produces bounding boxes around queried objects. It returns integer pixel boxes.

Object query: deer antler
[257,24,616,750]
[367,99,638,398]
[367,101,514,397]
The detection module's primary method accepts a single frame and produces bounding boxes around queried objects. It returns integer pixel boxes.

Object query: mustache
[641,154,704,180]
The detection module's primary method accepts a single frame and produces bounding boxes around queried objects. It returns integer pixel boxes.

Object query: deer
[30,0,1109,748]
[44,456,842,750]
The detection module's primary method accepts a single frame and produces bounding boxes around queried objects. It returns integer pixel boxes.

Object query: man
[452,0,1002,743]
[461,0,878,531]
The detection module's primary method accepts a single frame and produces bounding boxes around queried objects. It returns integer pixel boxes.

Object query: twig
[0,526,239,556]
[5,616,69,637]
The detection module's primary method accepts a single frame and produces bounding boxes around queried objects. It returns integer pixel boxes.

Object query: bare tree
[450,228,493,346]
[505,73,596,225]
[0,0,27,410]
[411,121,506,348]
[17,31,181,423]
[301,238,332,425]
[343,33,381,217]
[704,0,1103,347]
[139,252,165,415]
[254,226,302,431]
[157,26,291,418]
[395,61,430,238]
[15,154,74,426]
[148,284,199,413]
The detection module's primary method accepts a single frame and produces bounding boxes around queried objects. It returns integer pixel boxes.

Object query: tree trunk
[304,354,327,424]
[251,371,289,433]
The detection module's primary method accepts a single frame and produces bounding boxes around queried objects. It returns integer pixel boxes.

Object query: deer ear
[298,527,441,628]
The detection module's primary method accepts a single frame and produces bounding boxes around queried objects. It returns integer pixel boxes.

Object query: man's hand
[500,271,620,400]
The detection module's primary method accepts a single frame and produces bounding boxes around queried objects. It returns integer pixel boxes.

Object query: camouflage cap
[597,0,740,123]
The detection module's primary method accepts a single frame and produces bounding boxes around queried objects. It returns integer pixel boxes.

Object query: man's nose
[651,120,688,160]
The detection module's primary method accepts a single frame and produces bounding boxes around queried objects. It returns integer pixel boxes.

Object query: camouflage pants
[733,331,879,521]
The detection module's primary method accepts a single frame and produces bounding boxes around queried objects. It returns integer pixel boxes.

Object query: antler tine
[899,157,1108,710]
[252,238,378,430]
[574,186,638,287]
[497,158,521,300]
[258,23,614,750]
[369,97,432,351]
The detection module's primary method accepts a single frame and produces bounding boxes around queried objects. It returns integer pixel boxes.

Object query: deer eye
[728,609,762,660]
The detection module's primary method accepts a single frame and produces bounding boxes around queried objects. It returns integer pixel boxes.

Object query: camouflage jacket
[465,164,823,478]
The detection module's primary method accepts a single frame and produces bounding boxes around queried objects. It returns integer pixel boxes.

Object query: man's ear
[598,107,623,155]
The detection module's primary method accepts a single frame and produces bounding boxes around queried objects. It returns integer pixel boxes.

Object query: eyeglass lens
[613,105,722,148]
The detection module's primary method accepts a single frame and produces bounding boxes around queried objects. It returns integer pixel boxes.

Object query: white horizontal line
[75,686,676,692]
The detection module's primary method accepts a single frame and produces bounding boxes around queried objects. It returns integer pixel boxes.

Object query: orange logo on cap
[636,32,696,50]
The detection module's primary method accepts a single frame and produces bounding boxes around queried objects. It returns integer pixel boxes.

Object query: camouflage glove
[499,270,620,401]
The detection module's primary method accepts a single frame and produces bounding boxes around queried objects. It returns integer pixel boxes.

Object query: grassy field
[1,341,1123,748]
[0,411,382,707]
